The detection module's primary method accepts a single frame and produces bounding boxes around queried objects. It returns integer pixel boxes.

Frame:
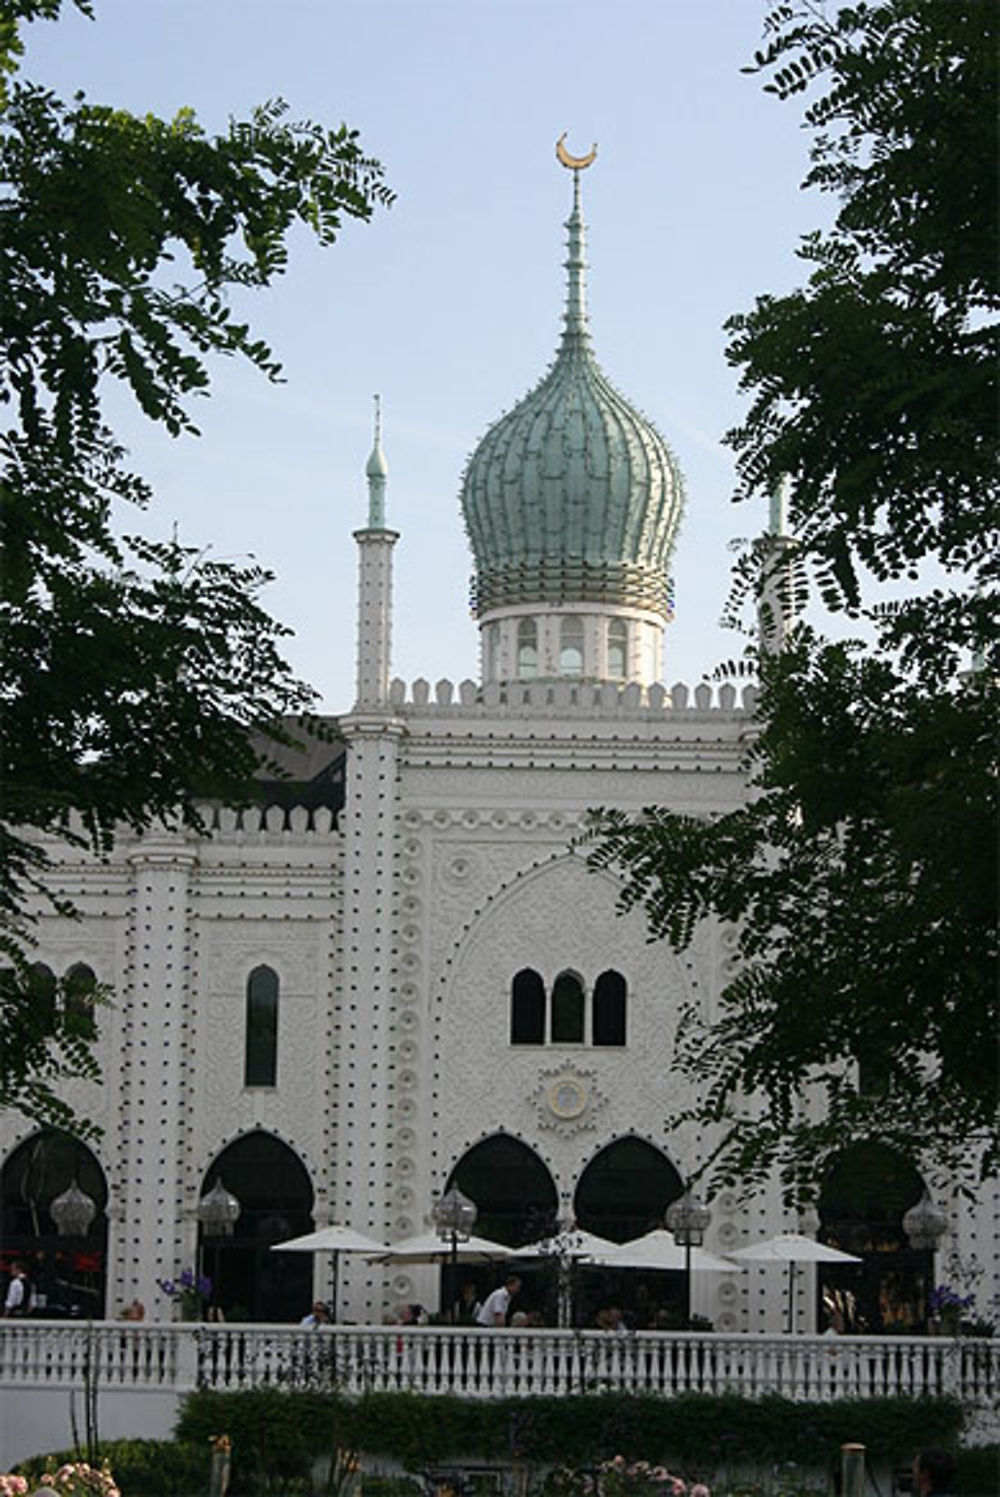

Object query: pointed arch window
[551,970,585,1044]
[244,966,279,1087]
[64,963,97,1033]
[517,619,538,679]
[593,970,627,1046]
[607,620,628,680]
[29,963,57,1025]
[510,968,545,1045]
[559,617,584,677]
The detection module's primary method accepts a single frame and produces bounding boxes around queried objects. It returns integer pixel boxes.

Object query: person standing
[3,1262,30,1316]
[475,1273,521,1327]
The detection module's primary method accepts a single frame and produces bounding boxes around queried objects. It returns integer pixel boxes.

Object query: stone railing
[3,1322,997,1408]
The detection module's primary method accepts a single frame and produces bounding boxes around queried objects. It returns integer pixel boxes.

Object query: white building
[2,164,993,1339]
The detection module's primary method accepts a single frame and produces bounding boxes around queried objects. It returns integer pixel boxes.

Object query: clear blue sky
[23,0,829,712]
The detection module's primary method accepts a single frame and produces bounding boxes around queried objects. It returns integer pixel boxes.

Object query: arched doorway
[818,1142,930,1332]
[445,1135,558,1322]
[200,1132,314,1323]
[1,1131,109,1317]
[574,1139,684,1328]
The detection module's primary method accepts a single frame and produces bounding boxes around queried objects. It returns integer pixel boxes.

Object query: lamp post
[666,1188,711,1329]
[432,1187,477,1323]
[902,1190,948,1329]
[198,1179,241,1318]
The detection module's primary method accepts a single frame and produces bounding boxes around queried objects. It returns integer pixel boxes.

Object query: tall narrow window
[29,963,57,1025]
[510,969,545,1045]
[64,963,97,1033]
[551,970,585,1043]
[559,617,584,677]
[607,620,628,680]
[245,966,279,1087]
[483,622,501,683]
[593,970,627,1046]
[517,619,538,679]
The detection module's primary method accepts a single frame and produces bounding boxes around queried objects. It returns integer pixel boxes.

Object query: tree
[0,0,393,1130]
[589,0,999,1198]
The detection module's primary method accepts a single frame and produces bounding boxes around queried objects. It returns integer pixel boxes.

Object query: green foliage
[0,0,391,1129]
[588,0,999,1194]
[175,1390,965,1477]
[16,1438,210,1496]
[953,1445,1000,1495]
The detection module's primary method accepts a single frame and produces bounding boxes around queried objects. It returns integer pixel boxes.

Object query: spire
[365,393,388,528]
[556,133,597,344]
[768,473,790,539]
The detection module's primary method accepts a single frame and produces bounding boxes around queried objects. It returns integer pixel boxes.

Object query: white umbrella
[272,1224,390,1321]
[727,1232,861,1332]
[598,1229,740,1274]
[369,1230,512,1265]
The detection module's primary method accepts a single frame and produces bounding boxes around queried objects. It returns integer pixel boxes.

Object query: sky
[22,0,832,714]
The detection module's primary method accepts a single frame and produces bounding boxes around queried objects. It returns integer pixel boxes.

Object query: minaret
[757,474,798,654]
[337,399,405,1321]
[353,396,399,707]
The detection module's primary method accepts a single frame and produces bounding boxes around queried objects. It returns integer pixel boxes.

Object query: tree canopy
[0,0,393,1129]
[590,0,998,1198]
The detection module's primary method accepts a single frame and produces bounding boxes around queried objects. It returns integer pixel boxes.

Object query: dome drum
[470,558,675,619]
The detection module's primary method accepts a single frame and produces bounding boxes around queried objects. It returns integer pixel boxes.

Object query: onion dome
[461,163,684,621]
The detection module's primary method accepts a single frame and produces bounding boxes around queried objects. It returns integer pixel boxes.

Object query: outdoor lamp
[666,1189,711,1330]
[432,1187,477,1326]
[666,1191,711,1247]
[50,1179,97,1237]
[198,1179,242,1237]
[902,1191,948,1251]
[432,1187,477,1242]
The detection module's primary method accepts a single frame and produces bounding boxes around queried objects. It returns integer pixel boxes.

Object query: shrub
[15,1441,209,1496]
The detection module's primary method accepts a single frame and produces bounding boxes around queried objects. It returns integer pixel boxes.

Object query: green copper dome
[461,169,684,619]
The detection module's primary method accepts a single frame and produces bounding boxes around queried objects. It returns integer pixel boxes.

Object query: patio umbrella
[727,1232,861,1332]
[272,1224,390,1322]
[368,1230,512,1265]
[597,1229,741,1273]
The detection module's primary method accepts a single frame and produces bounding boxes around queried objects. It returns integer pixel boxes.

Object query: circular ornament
[547,1076,588,1120]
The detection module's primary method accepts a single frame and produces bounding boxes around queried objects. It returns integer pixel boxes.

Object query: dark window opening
[551,970,585,1044]
[593,970,627,1046]
[245,966,279,1087]
[511,969,545,1045]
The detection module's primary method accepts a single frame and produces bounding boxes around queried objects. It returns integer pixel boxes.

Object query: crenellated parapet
[386,676,757,717]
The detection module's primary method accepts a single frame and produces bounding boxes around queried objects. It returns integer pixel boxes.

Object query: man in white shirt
[3,1263,29,1317]
[475,1273,521,1327]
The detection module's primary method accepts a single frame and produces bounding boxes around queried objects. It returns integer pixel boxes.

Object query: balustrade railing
[1,1322,997,1407]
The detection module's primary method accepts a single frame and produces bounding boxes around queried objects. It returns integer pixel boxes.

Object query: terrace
[2,1320,997,1468]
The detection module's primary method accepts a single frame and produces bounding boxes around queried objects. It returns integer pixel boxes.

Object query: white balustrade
[1,1323,996,1409]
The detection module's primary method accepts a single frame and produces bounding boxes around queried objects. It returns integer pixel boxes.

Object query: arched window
[447,1135,558,1247]
[593,970,627,1046]
[64,963,97,1030]
[244,966,279,1087]
[29,963,57,1025]
[483,622,501,683]
[511,968,545,1045]
[559,617,584,677]
[1,1129,109,1317]
[607,620,628,680]
[551,970,585,1044]
[517,619,538,679]
[575,1138,682,1244]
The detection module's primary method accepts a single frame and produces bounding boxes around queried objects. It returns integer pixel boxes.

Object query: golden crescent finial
[556,133,598,171]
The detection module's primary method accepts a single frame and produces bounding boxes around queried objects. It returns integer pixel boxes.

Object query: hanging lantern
[198,1178,242,1237]
[902,1191,949,1251]
[50,1178,97,1237]
[432,1187,478,1243]
[666,1190,712,1247]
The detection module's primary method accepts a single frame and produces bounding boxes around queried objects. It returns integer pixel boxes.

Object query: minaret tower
[757,475,798,654]
[353,396,399,708]
[336,402,405,1319]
